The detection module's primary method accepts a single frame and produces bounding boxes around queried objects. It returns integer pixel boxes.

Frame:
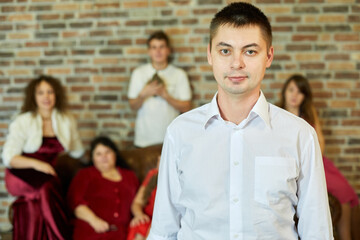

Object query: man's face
[148,39,170,65]
[207,25,273,98]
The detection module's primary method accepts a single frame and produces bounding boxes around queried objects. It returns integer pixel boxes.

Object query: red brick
[90,30,113,37]
[345,148,360,154]
[97,113,121,119]
[272,26,293,32]
[342,120,360,126]
[2,6,26,12]
[78,122,98,128]
[313,91,333,98]
[334,34,359,41]
[68,104,85,110]
[75,68,99,74]
[9,33,30,39]
[89,104,111,110]
[343,44,360,51]
[25,41,49,47]
[53,3,79,11]
[173,47,194,53]
[8,14,33,21]
[292,35,318,41]
[324,54,349,60]
[350,91,360,98]
[330,100,357,108]
[151,1,167,7]
[67,59,90,65]
[14,60,36,66]
[327,81,353,89]
[125,20,148,26]
[286,45,311,51]
[94,3,120,9]
[193,9,217,15]
[135,38,147,45]
[99,86,123,91]
[103,122,127,128]
[102,67,126,73]
[97,21,119,27]
[352,110,360,117]
[45,69,70,75]
[79,13,101,18]
[123,1,148,8]
[300,63,325,70]
[335,91,348,98]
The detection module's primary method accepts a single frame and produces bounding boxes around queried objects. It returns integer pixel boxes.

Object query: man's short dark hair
[147,31,170,48]
[209,2,272,50]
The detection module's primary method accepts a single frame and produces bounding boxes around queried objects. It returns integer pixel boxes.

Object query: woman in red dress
[127,157,160,240]
[2,75,84,240]
[67,136,139,240]
[278,74,359,240]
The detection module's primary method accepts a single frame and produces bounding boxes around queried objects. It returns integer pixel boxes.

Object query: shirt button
[116,199,120,204]
[234,234,239,238]
[233,161,239,166]
[114,212,119,218]
[114,188,119,193]
[233,198,239,203]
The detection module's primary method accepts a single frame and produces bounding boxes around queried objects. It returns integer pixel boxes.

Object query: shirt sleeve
[128,68,145,99]
[1,116,26,167]
[147,131,184,240]
[296,129,334,239]
[67,168,91,211]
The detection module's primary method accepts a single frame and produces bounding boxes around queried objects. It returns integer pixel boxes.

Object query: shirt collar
[149,63,170,73]
[203,91,271,129]
[203,92,221,129]
[251,91,271,128]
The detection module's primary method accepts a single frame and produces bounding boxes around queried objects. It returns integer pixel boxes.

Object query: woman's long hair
[89,136,131,169]
[278,74,316,126]
[22,75,68,114]
[142,173,158,204]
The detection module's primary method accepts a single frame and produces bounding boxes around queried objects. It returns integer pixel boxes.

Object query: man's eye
[220,49,230,55]
[246,50,257,55]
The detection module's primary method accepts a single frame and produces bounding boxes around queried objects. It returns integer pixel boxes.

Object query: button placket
[229,128,244,237]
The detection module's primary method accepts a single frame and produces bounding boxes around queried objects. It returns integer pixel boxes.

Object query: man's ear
[266,46,274,68]
[207,44,213,65]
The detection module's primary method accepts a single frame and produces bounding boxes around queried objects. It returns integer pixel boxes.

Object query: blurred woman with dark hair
[127,156,160,240]
[2,75,84,240]
[279,74,359,240]
[67,136,138,240]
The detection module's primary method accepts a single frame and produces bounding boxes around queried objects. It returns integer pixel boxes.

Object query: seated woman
[127,157,160,240]
[278,74,359,240]
[2,75,84,240]
[67,136,139,240]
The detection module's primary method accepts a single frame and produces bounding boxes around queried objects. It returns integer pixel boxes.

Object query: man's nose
[231,53,245,70]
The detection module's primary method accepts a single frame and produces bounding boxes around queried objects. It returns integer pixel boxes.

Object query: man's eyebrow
[242,43,260,49]
[216,42,232,48]
[215,42,261,49]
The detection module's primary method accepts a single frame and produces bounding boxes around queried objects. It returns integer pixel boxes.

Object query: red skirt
[6,169,71,240]
[5,137,70,240]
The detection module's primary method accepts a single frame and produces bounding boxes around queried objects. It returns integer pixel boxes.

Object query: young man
[128,31,192,148]
[147,2,333,239]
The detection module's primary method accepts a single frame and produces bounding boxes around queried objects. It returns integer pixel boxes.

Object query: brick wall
[0,0,359,231]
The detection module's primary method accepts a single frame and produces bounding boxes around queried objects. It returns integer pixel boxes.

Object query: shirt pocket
[254,157,297,206]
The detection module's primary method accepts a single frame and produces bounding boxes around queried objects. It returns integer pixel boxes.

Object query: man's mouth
[227,76,247,82]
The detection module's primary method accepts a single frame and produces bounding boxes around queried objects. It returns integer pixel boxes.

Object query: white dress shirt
[147,92,333,240]
[128,63,192,147]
